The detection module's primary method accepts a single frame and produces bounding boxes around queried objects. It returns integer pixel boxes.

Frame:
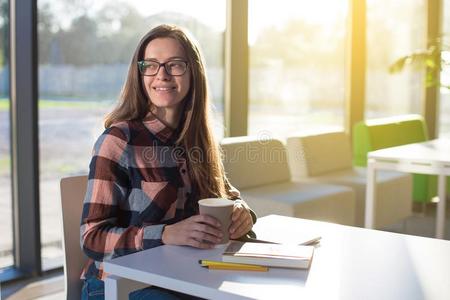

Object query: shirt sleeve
[80,126,164,262]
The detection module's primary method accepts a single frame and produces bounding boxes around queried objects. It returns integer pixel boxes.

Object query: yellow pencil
[198,260,268,272]
[206,264,268,272]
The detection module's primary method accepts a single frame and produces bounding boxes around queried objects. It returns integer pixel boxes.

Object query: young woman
[80,24,256,299]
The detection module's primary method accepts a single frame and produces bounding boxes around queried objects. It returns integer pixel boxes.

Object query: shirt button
[181,169,186,174]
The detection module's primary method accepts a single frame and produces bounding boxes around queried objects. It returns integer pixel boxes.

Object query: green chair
[353,114,441,204]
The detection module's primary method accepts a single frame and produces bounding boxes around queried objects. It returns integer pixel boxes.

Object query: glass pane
[37,0,225,269]
[248,0,347,139]
[366,0,427,119]
[439,0,450,136]
[0,0,13,269]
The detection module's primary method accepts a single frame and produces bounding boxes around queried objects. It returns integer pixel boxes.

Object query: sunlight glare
[249,0,348,45]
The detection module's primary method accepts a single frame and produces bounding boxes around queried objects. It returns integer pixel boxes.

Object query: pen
[235,236,321,246]
[198,260,268,272]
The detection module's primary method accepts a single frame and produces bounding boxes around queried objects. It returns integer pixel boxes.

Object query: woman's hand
[229,201,253,239]
[161,215,223,249]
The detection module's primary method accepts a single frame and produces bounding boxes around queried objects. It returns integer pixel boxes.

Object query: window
[439,0,450,136]
[366,0,427,119]
[248,0,347,139]
[37,0,225,269]
[0,0,13,269]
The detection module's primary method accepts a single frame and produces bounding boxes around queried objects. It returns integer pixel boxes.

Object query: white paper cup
[198,198,234,244]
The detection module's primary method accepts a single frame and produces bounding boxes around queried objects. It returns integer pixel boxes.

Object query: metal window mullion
[225,0,248,137]
[9,0,41,276]
[424,0,442,139]
[346,0,366,138]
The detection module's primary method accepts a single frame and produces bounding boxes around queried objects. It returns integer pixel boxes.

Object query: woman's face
[142,37,191,111]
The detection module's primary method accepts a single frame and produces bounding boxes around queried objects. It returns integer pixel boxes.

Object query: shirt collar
[142,112,176,143]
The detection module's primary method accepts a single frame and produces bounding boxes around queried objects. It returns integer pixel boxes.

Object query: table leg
[104,275,149,299]
[436,175,447,239]
[365,158,377,229]
[105,275,119,300]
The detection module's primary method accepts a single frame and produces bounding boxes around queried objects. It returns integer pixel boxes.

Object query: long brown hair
[105,24,229,199]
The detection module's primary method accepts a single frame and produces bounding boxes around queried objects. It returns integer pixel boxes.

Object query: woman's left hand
[229,201,253,239]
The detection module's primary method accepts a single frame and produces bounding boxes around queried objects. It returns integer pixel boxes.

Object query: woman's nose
[156,65,171,80]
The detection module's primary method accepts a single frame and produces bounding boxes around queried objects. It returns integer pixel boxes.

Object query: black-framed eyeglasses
[137,59,188,76]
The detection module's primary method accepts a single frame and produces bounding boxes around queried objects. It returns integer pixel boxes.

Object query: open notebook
[236,233,321,246]
[222,241,315,269]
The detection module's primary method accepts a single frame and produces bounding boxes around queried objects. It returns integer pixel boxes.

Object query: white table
[104,214,450,300]
[365,138,450,238]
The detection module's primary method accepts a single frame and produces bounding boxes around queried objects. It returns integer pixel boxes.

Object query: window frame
[2,0,42,282]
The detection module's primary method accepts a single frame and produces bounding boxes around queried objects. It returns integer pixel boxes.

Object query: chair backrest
[60,175,88,300]
[286,131,353,178]
[353,114,428,166]
[221,136,290,189]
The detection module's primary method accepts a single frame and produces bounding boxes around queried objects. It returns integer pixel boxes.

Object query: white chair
[286,131,412,228]
[221,136,356,226]
[60,176,147,300]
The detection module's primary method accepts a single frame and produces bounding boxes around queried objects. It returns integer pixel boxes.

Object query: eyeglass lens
[139,60,187,76]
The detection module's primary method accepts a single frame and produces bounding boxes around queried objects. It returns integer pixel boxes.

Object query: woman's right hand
[161,215,223,249]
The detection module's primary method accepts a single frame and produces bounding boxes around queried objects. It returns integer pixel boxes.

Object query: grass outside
[0,156,11,177]
[0,98,8,110]
[0,98,112,111]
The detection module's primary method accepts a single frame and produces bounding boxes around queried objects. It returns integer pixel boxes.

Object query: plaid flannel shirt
[80,112,240,280]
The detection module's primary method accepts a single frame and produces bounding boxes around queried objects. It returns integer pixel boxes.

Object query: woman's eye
[168,62,183,69]
[147,63,159,70]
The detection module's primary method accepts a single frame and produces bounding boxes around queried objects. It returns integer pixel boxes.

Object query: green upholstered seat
[352,114,444,204]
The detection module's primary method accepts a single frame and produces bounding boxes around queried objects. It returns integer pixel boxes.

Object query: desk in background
[365,138,450,238]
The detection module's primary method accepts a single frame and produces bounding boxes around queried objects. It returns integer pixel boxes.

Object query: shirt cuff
[142,224,165,250]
